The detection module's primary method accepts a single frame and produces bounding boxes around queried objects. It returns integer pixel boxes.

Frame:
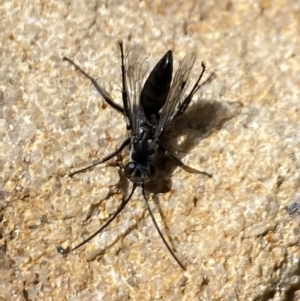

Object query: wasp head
[124,162,156,184]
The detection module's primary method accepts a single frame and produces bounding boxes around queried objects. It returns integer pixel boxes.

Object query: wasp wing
[124,46,149,136]
[155,52,197,141]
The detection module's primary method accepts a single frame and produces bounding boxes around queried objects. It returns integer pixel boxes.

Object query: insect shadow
[144,95,234,195]
[59,42,219,270]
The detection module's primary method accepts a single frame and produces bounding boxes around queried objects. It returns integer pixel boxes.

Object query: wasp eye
[124,162,136,179]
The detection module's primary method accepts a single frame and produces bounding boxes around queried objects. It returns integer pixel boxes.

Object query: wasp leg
[63,57,124,114]
[70,137,131,177]
[159,145,211,177]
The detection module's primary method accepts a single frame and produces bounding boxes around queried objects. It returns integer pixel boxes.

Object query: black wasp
[59,42,211,270]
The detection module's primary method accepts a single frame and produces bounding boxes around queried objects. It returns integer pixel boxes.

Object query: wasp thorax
[124,162,156,183]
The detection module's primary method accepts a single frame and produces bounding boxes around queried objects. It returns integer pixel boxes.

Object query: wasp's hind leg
[63,57,124,114]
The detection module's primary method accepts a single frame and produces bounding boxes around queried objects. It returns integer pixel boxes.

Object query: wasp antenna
[118,41,123,54]
[141,185,186,270]
[56,184,137,255]
[71,183,137,251]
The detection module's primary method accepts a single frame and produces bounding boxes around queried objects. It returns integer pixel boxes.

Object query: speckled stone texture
[1,0,300,300]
